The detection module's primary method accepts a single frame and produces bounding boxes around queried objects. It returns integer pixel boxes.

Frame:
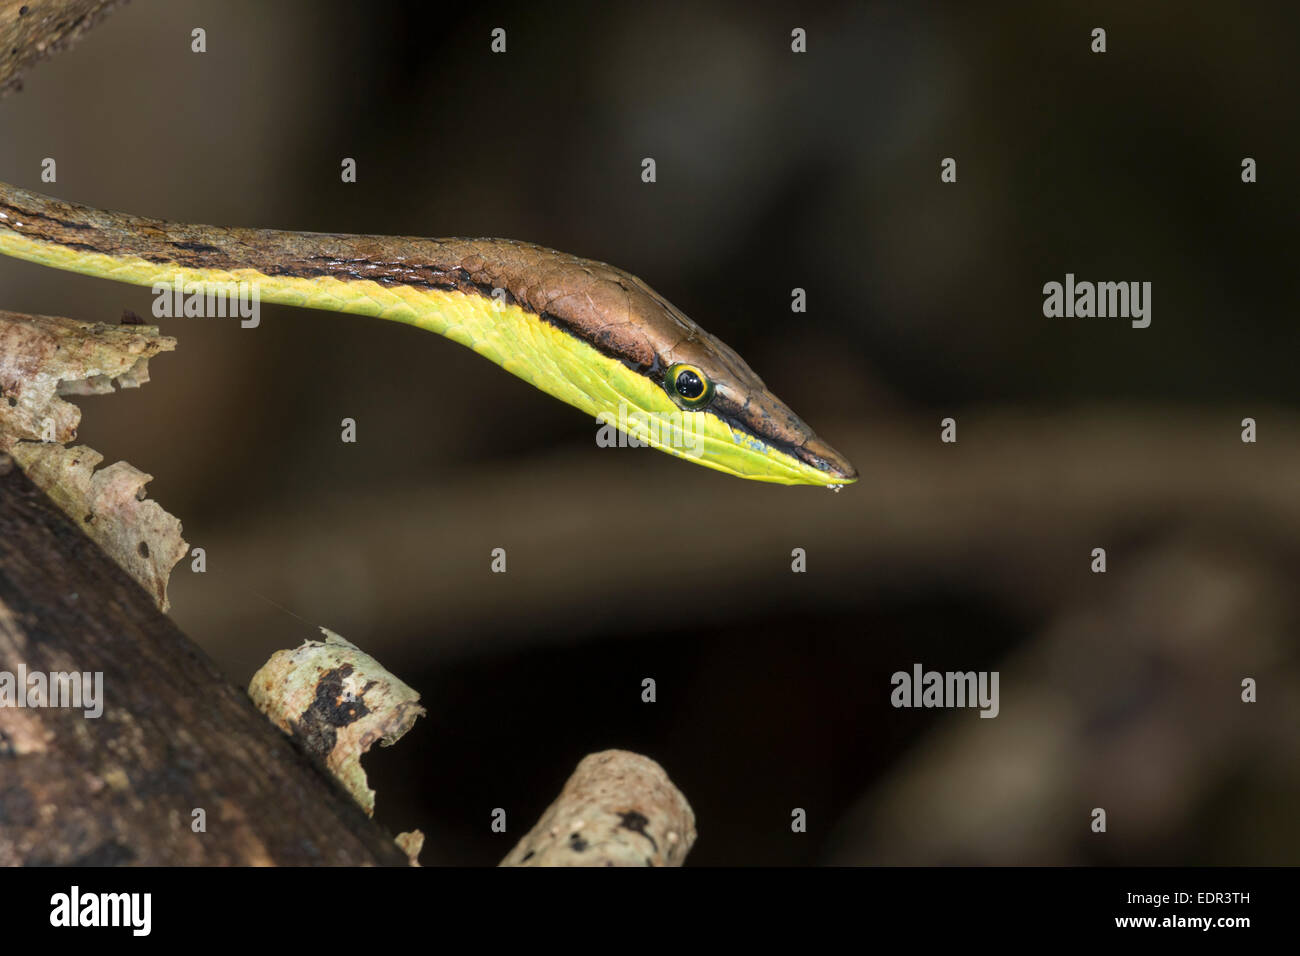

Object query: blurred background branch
[0,0,125,96]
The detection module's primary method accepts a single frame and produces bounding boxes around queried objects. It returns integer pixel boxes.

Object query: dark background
[1,0,1297,864]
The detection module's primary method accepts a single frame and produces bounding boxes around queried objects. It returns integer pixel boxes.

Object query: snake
[0,181,855,487]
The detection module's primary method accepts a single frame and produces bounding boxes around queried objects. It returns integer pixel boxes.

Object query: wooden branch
[501,750,696,866]
[828,532,1300,865]
[173,408,1300,661]
[0,0,125,96]
[0,457,411,865]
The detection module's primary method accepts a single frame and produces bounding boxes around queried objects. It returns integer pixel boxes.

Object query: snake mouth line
[713,412,857,482]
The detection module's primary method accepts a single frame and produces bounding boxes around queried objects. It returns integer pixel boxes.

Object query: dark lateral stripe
[0,185,661,374]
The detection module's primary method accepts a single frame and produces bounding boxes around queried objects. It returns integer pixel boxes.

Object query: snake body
[0,181,855,486]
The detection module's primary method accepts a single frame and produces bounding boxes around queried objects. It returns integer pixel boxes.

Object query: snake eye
[666,363,713,407]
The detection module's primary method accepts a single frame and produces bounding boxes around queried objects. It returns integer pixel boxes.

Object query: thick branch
[0,458,410,865]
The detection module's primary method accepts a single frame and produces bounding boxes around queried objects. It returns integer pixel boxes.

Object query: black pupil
[675,369,705,399]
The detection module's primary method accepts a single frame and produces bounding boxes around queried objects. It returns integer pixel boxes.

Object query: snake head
[656,330,858,487]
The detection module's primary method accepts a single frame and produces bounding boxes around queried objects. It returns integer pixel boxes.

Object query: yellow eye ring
[665,363,714,407]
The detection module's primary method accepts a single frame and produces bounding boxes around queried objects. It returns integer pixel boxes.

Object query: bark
[0,456,411,865]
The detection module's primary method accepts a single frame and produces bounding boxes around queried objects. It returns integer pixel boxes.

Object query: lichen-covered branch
[0,309,174,451]
[501,750,696,866]
[249,628,427,819]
